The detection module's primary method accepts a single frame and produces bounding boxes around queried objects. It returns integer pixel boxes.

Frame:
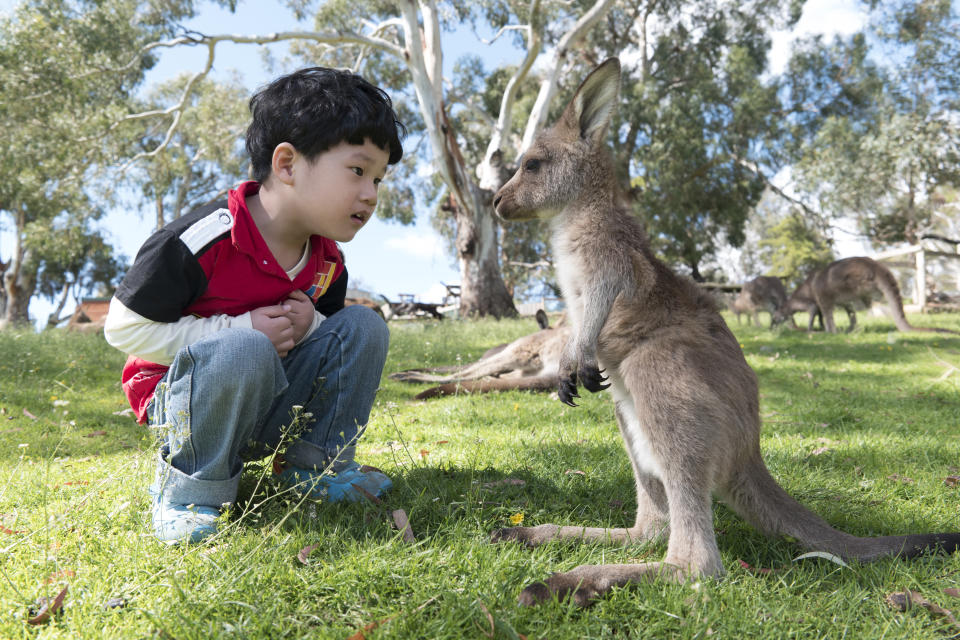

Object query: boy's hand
[250,304,295,357]
[284,289,315,345]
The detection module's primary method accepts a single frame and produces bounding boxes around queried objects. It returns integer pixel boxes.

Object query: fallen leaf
[351,484,382,506]
[945,588,960,599]
[435,440,448,445]
[945,476,960,487]
[27,586,68,625]
[885,590,960,632]
[737,559,773,575]
[297,544,319,565]
[1,526,26,535]
[564,469,586,476]
[103,597,127,610]
[476,600,495,638]
[111,408,134,417]
[810,447,831,456]
[84,430,107,438]
[62,481,90,487]
[419,449,430,458]
[392,509,415,543]
[22,409,38,421]
[793,551,850,568]
[887,473,914,484]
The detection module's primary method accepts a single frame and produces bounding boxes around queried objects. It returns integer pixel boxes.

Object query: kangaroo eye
[524,158,540,172]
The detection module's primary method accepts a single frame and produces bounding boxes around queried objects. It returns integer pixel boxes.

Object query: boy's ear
[271,142,298,185]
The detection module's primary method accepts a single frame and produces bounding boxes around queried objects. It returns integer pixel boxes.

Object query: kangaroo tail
[725,458,960,561]
[414,375,557,400]
[874,266,960,334]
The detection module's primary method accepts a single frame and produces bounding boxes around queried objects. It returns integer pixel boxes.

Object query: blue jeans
[149,305,389,508]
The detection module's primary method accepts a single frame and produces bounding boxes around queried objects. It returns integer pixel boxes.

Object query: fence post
[914,249,926,312]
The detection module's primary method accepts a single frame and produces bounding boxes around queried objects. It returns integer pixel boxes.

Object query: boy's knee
[187,327,279,375]
[339,306,389,351]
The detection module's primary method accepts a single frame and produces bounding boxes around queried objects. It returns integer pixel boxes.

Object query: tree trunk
[45,281,72,329]
[447,192,517,318]
[3,209,35,327]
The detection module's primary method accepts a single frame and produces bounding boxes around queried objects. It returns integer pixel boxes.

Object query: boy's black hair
[246,67,406,184]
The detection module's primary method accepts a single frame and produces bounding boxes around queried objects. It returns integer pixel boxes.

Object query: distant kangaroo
[776,257,959,334]
[731,276,789,328]
[491,58,960,607]
[390,310,569,399]
[771,272,823,331]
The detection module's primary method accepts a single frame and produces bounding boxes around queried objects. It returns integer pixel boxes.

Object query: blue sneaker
[276,461,392,503]
[151,495,219,545]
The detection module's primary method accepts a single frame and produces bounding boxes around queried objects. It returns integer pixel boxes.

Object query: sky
[1,0,868,327]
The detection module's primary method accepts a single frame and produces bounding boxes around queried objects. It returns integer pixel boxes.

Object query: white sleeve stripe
[180,208,234,255]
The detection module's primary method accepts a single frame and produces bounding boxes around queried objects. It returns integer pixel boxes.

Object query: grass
[1,311,959,639]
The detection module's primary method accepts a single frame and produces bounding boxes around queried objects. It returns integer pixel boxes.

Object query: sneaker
[152,495,219,545]
[276,461,392,503]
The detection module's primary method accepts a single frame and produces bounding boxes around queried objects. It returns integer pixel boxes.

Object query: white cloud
[768,0,868,75]
[383,230,448,261]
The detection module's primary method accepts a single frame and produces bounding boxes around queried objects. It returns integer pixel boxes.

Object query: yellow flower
[513,403,519,411]
[509,512,524,526]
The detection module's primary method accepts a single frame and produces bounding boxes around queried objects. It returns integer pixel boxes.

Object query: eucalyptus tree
[0,0,187,326]
[787,0,960,247]
[124,73,250,229]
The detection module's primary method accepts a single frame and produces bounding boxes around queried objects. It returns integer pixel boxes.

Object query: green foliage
[1,316,959,637]
[757,210,834,286]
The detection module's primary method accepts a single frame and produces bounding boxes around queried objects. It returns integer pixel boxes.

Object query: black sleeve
[114,229,208,323]
[315,266,347,317]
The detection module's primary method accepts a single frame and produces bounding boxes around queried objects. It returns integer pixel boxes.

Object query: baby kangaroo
[491,57,960,607]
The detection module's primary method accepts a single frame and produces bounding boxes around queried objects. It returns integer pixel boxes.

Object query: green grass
[1,312,959,639]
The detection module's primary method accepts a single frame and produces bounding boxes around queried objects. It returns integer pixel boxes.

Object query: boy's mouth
[350,212,367,225]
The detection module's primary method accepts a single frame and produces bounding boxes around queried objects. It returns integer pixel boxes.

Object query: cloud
[769,0,868,74]
[384,230,448,261]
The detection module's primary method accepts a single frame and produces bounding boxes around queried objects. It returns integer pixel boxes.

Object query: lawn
[1,311,959,639]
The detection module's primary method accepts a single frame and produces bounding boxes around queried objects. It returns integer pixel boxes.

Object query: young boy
[104,67,405,545]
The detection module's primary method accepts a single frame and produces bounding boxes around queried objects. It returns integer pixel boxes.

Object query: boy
[104,67,405,545]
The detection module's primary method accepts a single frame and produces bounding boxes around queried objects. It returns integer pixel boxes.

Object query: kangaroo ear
[566,57,620,143]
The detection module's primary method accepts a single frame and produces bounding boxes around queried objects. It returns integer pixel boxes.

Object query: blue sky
[1,0,867,326]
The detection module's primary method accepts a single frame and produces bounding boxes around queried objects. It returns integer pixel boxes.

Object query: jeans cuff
[150,453,240,508]
[283,440,356,473]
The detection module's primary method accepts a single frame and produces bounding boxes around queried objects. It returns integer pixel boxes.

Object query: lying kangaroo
[796,257,957,334]
[491,57,959,607]
[390,310,569,399]
[731,276,789,328]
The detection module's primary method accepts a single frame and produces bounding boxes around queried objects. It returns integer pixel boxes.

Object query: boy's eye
[351,167,364,176]
[373,177,382,186]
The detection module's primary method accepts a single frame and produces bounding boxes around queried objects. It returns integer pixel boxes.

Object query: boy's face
[288,138,390,242]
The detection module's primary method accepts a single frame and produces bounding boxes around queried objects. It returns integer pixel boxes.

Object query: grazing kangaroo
[731,276,790,328]
[772,272,823,331]
[803,257,958,334]
[390,310,569,399]
[491,57,960,607]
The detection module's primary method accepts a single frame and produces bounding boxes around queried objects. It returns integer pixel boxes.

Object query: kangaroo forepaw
[579,365,610,393]
[518,573,599,608]
[558,373,580,406]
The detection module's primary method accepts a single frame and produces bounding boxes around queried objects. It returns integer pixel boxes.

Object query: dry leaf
[564,469,586,476]
[810,447,831,456]
[887,474,914,484]
[435,440,448,445]
[297,544,319,564]
[945,588,960,599]
[1,526,25,535]
[27,586,68,625]
[84,430,107,438]
[793,551,850,568]
[22,409,38,421]
[419,449,430,458]
[885,590,960,631]
[945,476,960,487]
[476,600,496,638]
[737,559,773,575]
[352,484,382,506]
[392,509,415,543]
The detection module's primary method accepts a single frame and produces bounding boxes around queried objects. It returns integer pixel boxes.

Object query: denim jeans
[149,305,389,508]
